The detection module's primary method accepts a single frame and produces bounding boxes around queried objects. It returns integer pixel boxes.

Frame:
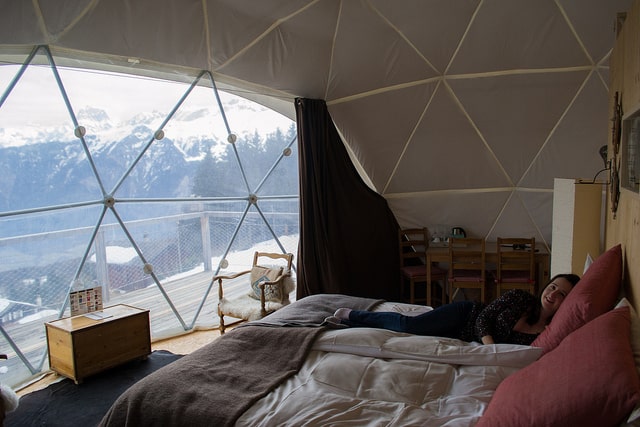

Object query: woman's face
[540,278,574,314]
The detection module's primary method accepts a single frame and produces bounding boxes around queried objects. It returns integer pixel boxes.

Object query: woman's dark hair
[547,273,581,288]
[526,273,581,324]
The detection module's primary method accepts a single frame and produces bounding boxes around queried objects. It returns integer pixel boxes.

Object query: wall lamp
[590,145,610,183]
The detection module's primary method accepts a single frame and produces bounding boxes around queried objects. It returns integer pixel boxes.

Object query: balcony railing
[0,209,299,388]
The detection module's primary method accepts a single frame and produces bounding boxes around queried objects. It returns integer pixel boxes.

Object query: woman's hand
[481,335,495,345]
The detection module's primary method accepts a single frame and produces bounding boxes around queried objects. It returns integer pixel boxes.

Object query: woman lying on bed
[329,273,580,345]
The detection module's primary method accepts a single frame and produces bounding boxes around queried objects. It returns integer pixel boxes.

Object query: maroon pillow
[531,244,622,353]
[478,306,640,427]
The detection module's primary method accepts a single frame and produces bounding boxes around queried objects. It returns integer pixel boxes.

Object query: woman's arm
[475,294,511,340]
[481,335,495,345]
[475,290,532,343]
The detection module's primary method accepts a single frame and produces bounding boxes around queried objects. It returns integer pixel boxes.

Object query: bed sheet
[237,328,542,426]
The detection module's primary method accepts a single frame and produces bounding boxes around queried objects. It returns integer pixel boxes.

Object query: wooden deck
[107,270,266,335]
[2,270,295,388]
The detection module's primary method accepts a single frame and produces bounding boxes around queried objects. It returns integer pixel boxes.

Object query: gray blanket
[251,293,384,326]
[99,294,383,427]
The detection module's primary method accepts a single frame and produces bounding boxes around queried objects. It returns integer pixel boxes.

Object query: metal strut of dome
[0,45,298,381]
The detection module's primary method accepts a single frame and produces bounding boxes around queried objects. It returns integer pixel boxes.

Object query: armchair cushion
[219,295,289,321]
[248,266,284,301]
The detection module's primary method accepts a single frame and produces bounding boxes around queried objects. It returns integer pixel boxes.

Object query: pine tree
[192,150,218,197]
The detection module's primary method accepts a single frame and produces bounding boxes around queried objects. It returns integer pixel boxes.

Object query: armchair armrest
[256,270,290,290]
[212,270,251,281]
[213,269,251,299]
[256,270,292,311]
[263,270,291,285]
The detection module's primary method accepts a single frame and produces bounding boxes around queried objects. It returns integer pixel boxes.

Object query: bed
[99,244,640,427]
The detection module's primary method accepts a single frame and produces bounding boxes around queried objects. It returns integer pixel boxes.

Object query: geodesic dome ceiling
[0,0,633,247]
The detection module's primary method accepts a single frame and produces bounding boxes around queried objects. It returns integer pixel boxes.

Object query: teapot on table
[451,227,466,238]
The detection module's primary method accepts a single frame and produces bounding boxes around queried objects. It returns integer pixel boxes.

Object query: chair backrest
[448,237,486,278]
[253,251,294,271]
[496,237,535,281]
[398,228,428,269]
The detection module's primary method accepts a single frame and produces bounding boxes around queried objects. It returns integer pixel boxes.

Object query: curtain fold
[295,98,400,301]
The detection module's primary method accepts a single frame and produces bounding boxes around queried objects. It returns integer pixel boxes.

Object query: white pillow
[583,253,594,273]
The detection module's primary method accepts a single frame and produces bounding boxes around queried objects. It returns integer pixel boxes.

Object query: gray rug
[5,350,182,427]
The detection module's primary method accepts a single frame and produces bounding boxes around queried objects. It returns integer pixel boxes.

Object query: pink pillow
[531,244,622,353]
[478,306,640,427]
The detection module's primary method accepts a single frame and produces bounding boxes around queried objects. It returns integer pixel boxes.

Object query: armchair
[214,251,294,334]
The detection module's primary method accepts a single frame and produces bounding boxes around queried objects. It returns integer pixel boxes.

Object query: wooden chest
[45,304,151,384]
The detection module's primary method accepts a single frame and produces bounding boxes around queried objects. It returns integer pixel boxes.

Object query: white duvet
[237,326,542,426]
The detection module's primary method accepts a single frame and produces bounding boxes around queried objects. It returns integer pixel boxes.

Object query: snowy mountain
[0,104,295,223]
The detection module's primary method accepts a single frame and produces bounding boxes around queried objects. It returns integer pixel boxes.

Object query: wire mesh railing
[0,209,298,388]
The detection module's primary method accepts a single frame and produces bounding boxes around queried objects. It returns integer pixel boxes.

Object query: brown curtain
[295,98,400,301]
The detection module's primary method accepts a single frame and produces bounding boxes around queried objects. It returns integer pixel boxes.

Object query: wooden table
[425,243,550,304]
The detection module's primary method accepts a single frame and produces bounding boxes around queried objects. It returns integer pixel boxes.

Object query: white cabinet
[551,178,603,276]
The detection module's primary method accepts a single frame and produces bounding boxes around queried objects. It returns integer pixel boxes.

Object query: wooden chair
[399,228,447,306]
[494,237,536,297]
[447,237,487,303]
[214,251,294,334]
